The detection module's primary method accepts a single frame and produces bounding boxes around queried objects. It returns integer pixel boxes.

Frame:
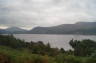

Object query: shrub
[0,53,10,63]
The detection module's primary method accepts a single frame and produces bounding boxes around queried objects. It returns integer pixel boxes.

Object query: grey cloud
[0,0,96,28]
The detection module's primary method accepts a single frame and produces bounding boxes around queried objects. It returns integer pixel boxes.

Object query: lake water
[14,34,96,50]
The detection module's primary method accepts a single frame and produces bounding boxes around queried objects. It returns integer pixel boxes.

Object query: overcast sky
[0,0,96,29]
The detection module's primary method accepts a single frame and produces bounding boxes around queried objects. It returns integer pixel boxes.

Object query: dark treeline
[0,35,64,56]
[69,39,96,57]
[0,35,96,63]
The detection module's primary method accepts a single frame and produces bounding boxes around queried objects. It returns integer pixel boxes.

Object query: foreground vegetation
[0,35,96,63]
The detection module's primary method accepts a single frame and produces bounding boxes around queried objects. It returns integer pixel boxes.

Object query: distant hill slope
[6,27,26,32]
[0,27,28,34]
[0,29,6,34]
[29,22,96,35]
[0,22,96,35]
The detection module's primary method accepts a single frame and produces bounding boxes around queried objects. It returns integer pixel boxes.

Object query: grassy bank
[0,35,96,63]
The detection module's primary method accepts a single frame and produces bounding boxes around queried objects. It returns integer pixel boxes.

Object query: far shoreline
[1,33,96,36]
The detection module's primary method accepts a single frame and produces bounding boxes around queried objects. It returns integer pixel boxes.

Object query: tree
[69,39,96,56]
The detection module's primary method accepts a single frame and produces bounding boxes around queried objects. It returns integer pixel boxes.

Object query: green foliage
[0,46,56,63]
[55,54,82,63]
[0,35,26,48]
[85,58,96,63]
[69,39,96,56]
[0,35,60,56]
[0,35,96,63]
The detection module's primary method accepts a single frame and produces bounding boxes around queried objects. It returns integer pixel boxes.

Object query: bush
[0,53,10,63]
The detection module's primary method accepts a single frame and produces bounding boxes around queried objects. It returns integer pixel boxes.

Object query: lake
[14,34,96,50]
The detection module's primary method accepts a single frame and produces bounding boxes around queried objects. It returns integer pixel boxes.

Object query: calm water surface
[14,34,96,50]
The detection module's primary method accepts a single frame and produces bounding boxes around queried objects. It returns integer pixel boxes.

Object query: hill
[0,27,28,34]
[0,22,96,35]
[29,22,96,35]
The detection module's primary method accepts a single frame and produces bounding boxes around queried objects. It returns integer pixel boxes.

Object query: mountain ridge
[0,27,28,34]
[29,22,96,35]
[0,22,96,35]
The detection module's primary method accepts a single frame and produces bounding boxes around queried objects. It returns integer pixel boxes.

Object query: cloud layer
[0,0,96,29]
